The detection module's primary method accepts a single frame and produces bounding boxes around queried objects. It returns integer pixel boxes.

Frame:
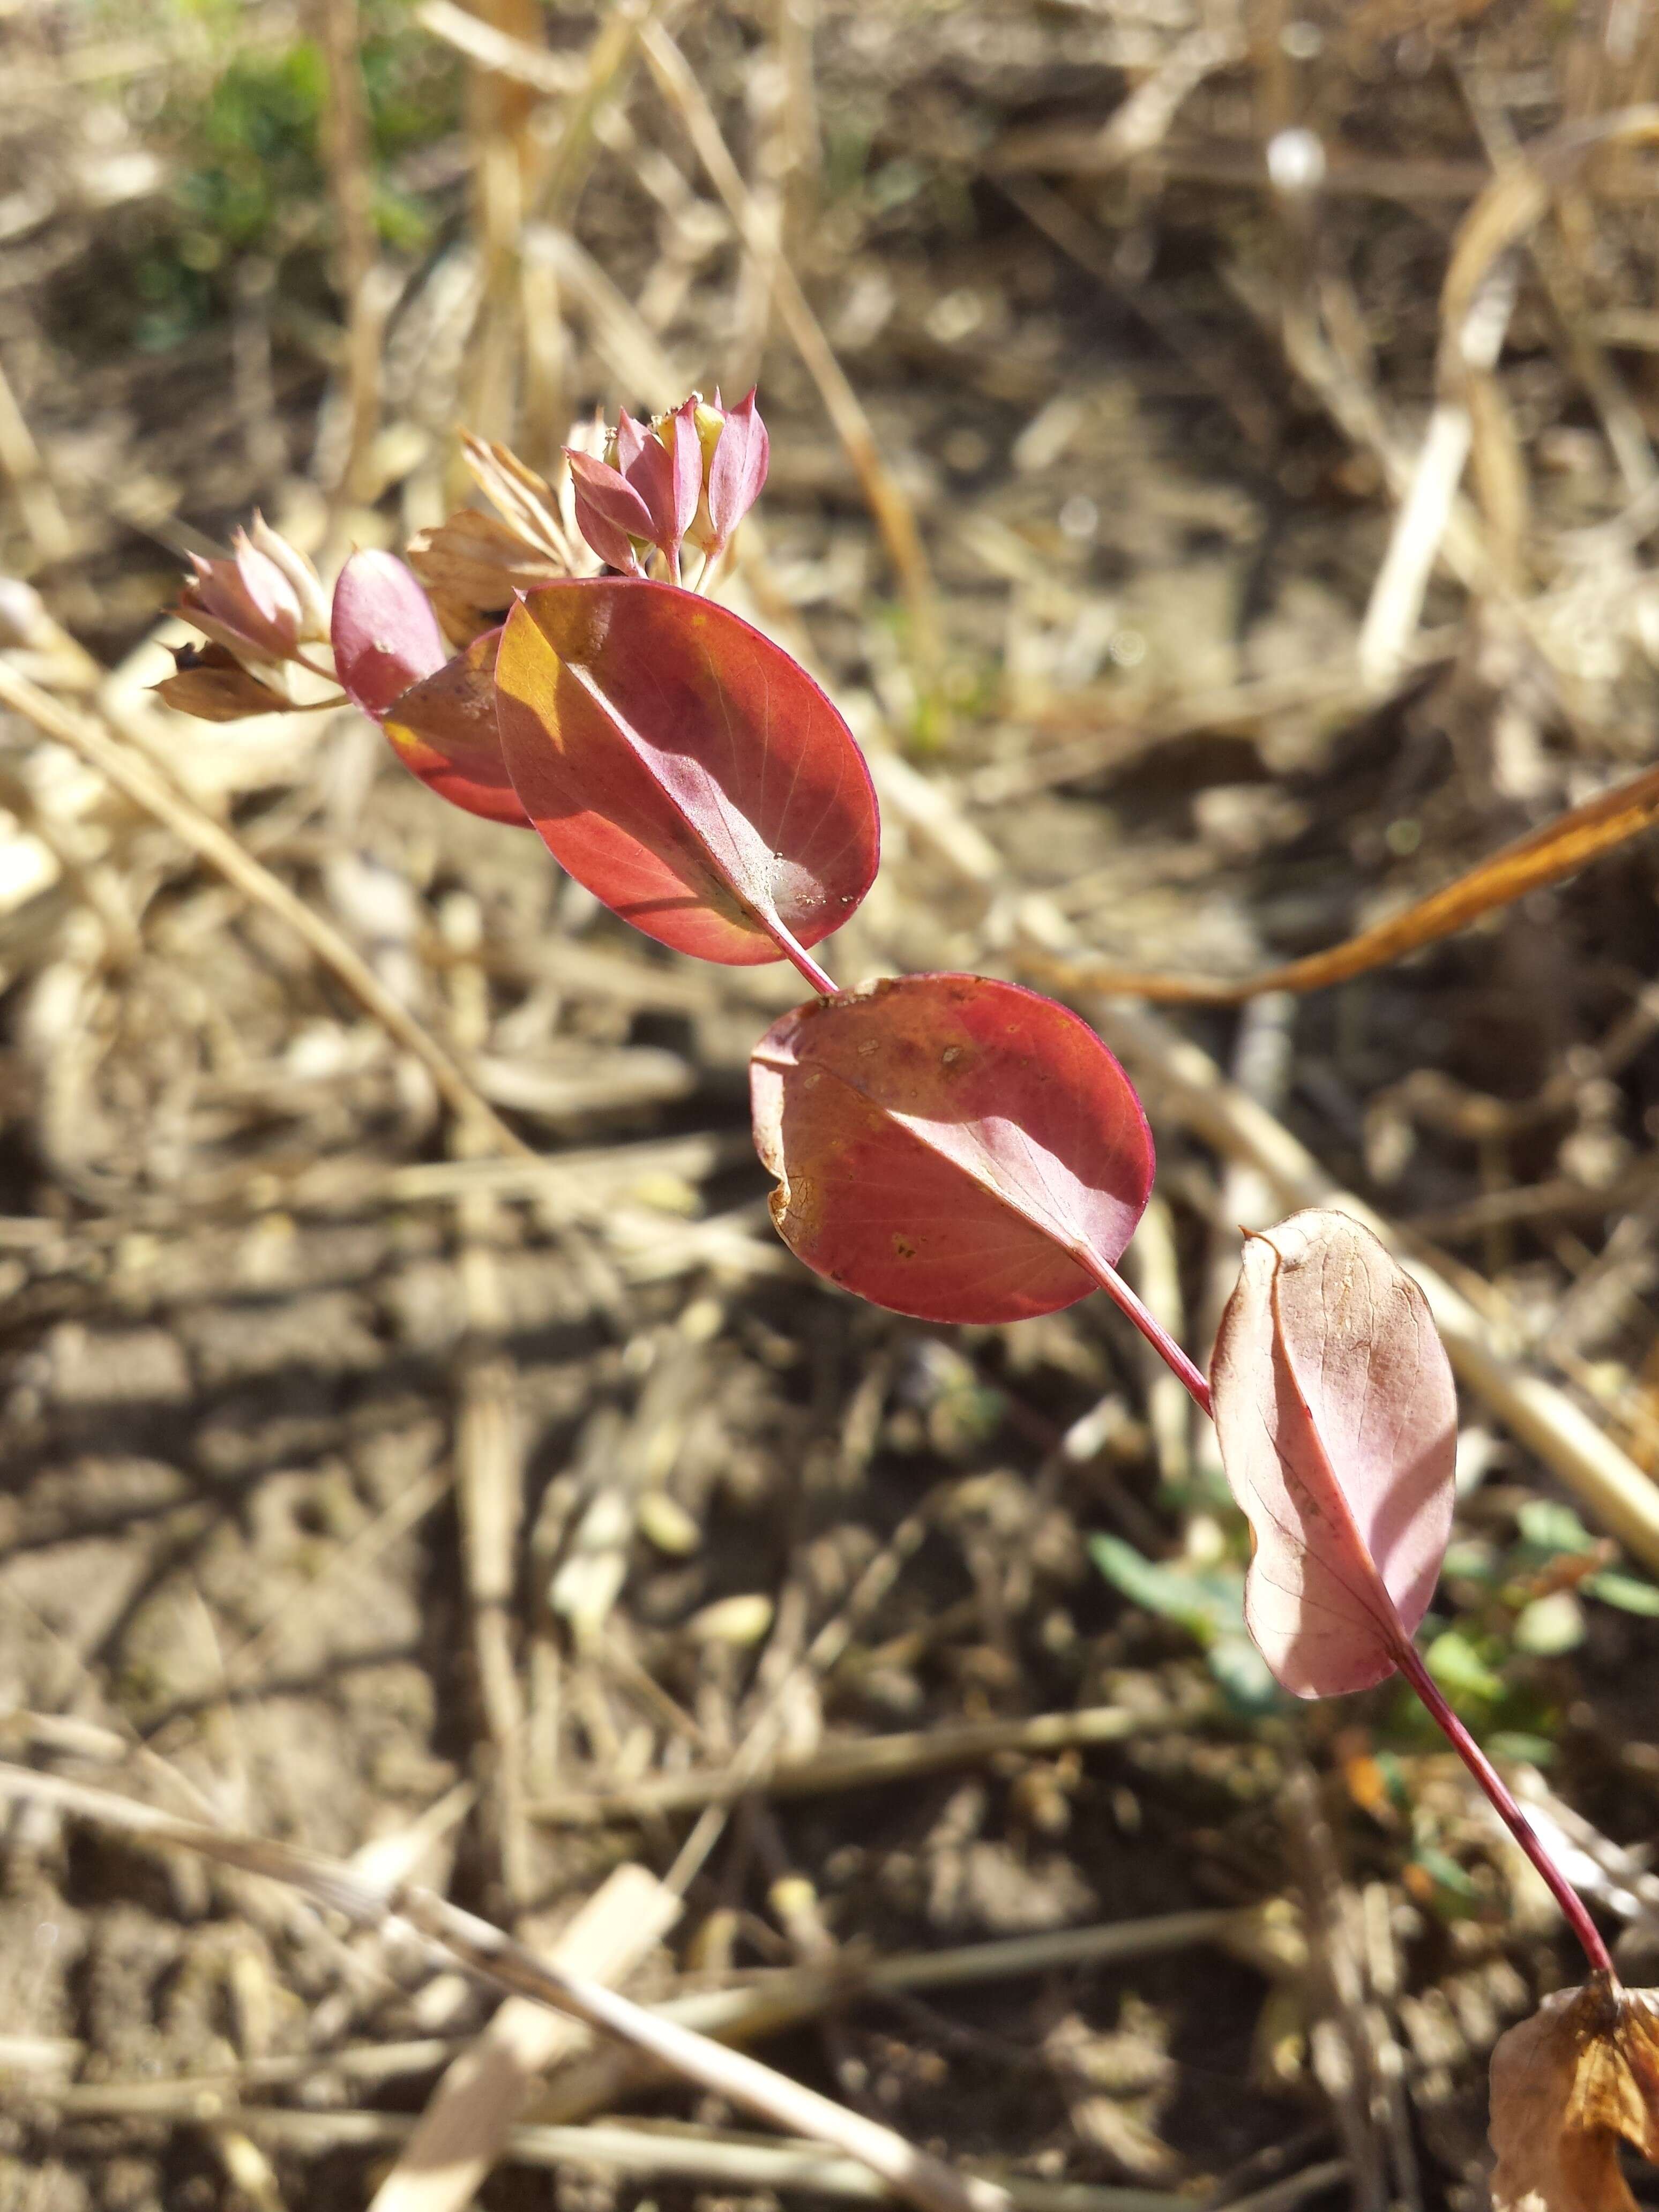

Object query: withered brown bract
[1490,1974,1659,2211]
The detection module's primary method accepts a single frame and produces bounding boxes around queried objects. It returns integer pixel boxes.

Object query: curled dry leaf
[750,973,1154,1323]
[494,579,878,969]
[1490,1975,1659,2212]
[1209,1209,1455,1698]
[153,642,300,722]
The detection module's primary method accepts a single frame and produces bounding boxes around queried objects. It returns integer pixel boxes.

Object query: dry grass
[4,3,1659,2209]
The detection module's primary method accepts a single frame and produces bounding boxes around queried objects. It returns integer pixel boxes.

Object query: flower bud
[566,390,769,576]
[176,533,307,664]
[566,399,703,576]
[247,513,330,641]
[686,387,770,559]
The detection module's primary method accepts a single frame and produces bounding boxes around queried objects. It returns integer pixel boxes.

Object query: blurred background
[5,2,1659,2207]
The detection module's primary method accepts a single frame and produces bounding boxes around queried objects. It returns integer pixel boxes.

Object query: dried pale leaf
[751,973,1153,1323]
[461,432,580,565]
[1024,758,1659,1006]
[407,510,570,645]
[1209,1209,1455,1698]
[1491,1976,1659,2212]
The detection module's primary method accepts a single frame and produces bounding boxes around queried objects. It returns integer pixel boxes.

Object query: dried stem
[0,1764,1016,2212]
[0,659,532,1160]
[314,0,381,504]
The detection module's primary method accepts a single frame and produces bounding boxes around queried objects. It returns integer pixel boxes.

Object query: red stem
[1393,1636,1612,1978]
[1080,1254,1214,1419]
[767,918,838,998]
[1115,1258,1611,1977]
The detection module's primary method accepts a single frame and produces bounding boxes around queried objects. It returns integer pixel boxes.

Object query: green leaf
[1514,1500,1597,1557]
[1425,1627,1505,1705]
[1412,1843,1479,1900]
[1585,1568,1659,1617]
[1206,1632,1283,1714]
[1486,1731,1557,1766]
[1091,1535,1284,1712]
[1090,1534,1236,1642]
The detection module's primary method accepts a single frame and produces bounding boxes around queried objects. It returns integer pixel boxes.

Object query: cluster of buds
[159,516,332,722]
[566,388,768,582]
[159,386,769,727]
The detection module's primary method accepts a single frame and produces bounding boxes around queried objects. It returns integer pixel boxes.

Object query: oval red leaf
[1209,1209,1456,1698]
[331,550,448,719]
[750,973,1154,1323]
[494,580,879,969]
[383,629,529,827]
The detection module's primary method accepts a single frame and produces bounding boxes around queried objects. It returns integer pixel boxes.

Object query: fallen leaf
[1491,1975,1659,2212]
[1209,1209,1456,1697]
[495,578,878,968]
[750,972,1153,1322]
[383,629,528,826]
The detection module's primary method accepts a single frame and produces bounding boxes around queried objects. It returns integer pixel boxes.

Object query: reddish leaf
[495,579,879,969]
[383,629,529,826]
[1209,1209,1456,1698]
[331,550,448,720]
[749,973,1154,1323]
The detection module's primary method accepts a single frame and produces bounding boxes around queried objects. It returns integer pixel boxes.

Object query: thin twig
[639,23,939,654]
[366,1864,678,2212]
[314,0,382,504]
[0,1764,1017,2212]
[530,1697,1213,1827]
[27,2098,1192,2212]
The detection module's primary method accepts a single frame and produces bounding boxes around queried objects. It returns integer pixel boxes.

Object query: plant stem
[1392,1637,1612,1977]
[1100,1245,1612,1976]
[1081,1255,1214,1419]
[768,919,838,998]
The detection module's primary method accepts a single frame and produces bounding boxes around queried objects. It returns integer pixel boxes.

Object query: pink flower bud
[565,450,652,574]
[704,387,769,552]
[176,534,308,663]
[569,390,771,576]
[247,512,330,641]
